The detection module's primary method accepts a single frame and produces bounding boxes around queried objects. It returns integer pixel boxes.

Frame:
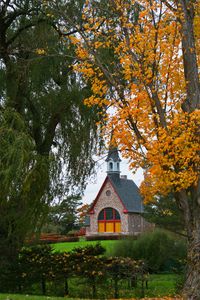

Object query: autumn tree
[0,0,102,282]
[77,203,90,225]
[67,0,199,297]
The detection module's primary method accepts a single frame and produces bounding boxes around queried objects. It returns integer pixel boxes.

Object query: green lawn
[140,274,179,298]
[0,295,69,300]
[52,239,120,255]
[67,273,180,298]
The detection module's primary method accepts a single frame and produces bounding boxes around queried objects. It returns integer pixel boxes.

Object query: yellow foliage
[35,48,46,55]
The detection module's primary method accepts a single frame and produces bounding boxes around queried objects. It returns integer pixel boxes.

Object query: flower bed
[28,233,79,244]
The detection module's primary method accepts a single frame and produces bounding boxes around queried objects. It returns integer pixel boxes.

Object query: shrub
[71,242,106,256]
[111,229,186,273]
[106,257,146,298]
[75,227,86,236]
[3,243,148,298]
[19,244,54,294]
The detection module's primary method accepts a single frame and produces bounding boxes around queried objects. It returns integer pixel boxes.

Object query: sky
[82,154,144,204]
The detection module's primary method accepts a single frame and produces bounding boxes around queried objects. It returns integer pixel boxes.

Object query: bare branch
[162,0,177,12]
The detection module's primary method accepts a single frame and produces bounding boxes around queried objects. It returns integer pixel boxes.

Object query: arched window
[109,162,113,170]
[98,207,121,233]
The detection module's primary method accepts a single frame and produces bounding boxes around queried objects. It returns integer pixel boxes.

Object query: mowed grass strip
[0,294,183,300]
[52,239,120,255]
[0,294,69,300]
[142,274,180,298]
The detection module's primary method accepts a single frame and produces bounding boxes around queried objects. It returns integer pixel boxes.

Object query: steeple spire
[106,146,121,175]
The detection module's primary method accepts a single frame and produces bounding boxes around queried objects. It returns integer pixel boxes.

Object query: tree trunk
[183,239,200,299]
[179,0,200,112]
[177,184,200,299]
[91,278,96,299]
[64,278,69,295]
[182,218,200,299]
[41,277,46,295]
[114,278,119,299]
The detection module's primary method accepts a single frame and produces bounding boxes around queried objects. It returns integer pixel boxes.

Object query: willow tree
[69,0,199,297]
[0,0,101,278]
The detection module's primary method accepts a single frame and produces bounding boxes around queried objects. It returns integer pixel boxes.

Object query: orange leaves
[75,47,89,60]
[69,36,80,45]
[141,111,200,202]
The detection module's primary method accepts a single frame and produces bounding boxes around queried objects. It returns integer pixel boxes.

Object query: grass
[52,239,120,255]
[139,273,179,298]
[67,273,180,298]
[0,295,69,300]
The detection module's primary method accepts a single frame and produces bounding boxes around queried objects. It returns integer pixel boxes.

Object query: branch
[39,112,61,155]
[161,0,177,12]
[51,22,82,38]
[4,7,40,29]
[7,19,47,46]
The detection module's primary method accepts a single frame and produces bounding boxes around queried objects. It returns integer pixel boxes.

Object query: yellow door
[115,222,121,233]
[98,222,105,232]
[106,222,114,232]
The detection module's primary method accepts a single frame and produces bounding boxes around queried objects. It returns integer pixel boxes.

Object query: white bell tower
[106,147,121,175]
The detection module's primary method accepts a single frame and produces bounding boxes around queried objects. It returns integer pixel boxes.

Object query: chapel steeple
[105,146,121,175]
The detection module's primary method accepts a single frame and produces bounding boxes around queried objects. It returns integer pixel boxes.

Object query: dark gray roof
[108,174,144,213]
[105,147,121,162]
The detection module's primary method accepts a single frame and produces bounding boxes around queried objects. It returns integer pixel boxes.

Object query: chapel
[85,147,152,236]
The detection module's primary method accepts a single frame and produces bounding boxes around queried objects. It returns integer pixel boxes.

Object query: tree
[44,195,82,234]
[77,203,90,226]
[144,194,185,236]
[68,0,200,297]
[0,0,102,278]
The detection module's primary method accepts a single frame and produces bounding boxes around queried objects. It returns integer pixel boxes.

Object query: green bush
[71,242,105,256]
[19,245,54,294]
[111,229,186,273]
[10,243,147,298]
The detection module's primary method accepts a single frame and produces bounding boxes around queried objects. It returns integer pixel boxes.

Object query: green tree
[144,194,186,237]
[44,195,82,234]
[0,0,102,281]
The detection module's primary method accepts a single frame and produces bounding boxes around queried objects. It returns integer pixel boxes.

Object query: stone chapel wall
[88,180,129,235]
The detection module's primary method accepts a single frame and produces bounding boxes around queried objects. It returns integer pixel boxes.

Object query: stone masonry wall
[128,213,142,235]
[128,213,154,235]
[88,179,129,235]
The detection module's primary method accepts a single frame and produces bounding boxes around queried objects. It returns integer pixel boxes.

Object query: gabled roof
[89,174,143,213]
[109,174,144,213]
